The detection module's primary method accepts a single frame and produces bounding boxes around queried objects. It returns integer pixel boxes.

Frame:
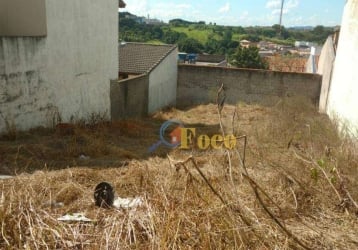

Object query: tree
[240,34,260,43]
[230,46,268,69]
[178,38,203,53]
[313,25,325,35]
[204,38,220,54]
[223,30,233,43]
[272,24,289,39]
[163,30,187,44]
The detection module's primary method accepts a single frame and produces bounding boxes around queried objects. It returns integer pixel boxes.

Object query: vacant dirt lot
[1,98,357,249]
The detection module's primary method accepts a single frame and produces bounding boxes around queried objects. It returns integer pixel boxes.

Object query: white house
[0,0,125,133]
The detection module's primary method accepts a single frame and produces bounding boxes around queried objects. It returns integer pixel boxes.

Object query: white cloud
[122,0,149,16]
[266,0,299,15]
[240,11,249,20]
[286,0,299,10]
[266,0,281,9]
[149,3,193,20]
[219,3,231,13]
[121,1,194,21]
[271,8,288,15]
[176,4,191,9]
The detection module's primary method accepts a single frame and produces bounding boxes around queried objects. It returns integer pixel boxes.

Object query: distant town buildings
[294,41,317,48]
[177,38,322,73]
[121,12,164,25]
[145,16,163,25]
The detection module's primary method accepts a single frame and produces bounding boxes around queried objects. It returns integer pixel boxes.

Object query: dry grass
[1,97,358,249]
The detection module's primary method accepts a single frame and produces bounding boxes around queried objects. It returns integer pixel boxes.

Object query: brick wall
[177,65,322,107]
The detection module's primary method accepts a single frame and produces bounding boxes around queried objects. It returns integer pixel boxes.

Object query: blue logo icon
[148,120,183,152]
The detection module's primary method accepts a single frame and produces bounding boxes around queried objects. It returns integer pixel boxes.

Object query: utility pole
[279,0,285,37]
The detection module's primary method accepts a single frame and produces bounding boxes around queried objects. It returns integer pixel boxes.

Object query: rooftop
[118,42,177,74]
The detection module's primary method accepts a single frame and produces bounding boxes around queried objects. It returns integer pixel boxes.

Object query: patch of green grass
[171,26,221,44]
[232,33,247,42]
[146,40,166,45]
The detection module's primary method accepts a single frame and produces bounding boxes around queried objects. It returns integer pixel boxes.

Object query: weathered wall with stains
[317,36,336,113]
[110,75,149,120]
[177,65,322,108]
[0,0,118,133]
[148,48,178,114]
[326,0,358,137]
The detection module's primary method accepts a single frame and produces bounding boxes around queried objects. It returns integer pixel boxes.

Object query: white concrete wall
[0,0,118,133]
[327,0,358,137]
[317,36,335,113]
[148,48,178,113]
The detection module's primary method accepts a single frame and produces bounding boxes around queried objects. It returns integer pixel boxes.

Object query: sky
[119,0,346,27]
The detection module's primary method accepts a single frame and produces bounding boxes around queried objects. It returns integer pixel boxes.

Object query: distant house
[112,42,178,118]
[0,0,125,133]
[240,40,251,48]
[295,41,316,48]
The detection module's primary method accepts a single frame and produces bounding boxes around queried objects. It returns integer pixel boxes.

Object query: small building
[0,0,125,133]
[295,41,316,48]
[240,39,251,48]
[112,42,178,118]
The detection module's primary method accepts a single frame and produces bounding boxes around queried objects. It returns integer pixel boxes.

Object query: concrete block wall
[177,65,322,108]
[110,74,149,120]
[0,0,118,133]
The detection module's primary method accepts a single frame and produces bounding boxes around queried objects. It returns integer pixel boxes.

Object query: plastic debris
[79,154,90,160]
[57,213,93,222]
[0,175,13,180]
[113,197,143,209]
[93,182,144,209]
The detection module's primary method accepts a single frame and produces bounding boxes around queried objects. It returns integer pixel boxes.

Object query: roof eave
[147,45,178,74]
